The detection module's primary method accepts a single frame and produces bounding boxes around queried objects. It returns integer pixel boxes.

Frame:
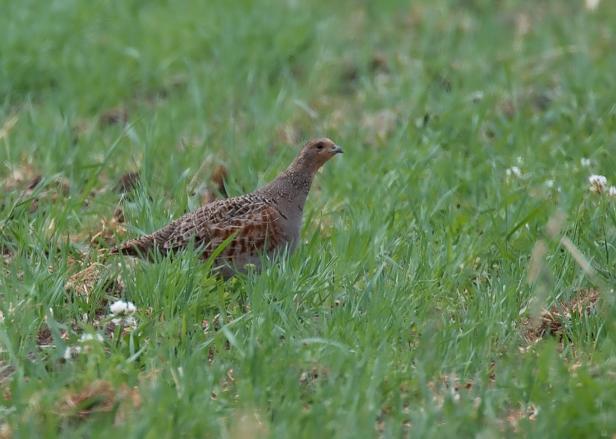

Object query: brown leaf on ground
[37,326,53,348]
[522,289,600,345]
[3,162,40,192]
[114,171,140,194]
[99,107,128,127]
[220,368,235,394]
[1,246,13,267]
[299,365,330,387]
[36,324,71,349]
[504,404,538,432]
[427,373,474,407]
[488,361,496,383]
[56,380,140,422]
[211,164,228,198]
[375,403,412,436]
[187,161,230,205]
[26,175,43,190]
[2,163,70,213]
[369,52,390,74]
[202,315,229,338]
[113,207,125,224]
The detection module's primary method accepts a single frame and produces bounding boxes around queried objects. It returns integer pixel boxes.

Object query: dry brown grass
[65,263,110,297]
[56,380,141,423]
[522,288,600,345]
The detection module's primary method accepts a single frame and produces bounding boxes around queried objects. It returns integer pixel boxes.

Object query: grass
[1,0,616,437]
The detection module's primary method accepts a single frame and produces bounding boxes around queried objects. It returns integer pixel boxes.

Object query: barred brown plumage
[111,138,343,277]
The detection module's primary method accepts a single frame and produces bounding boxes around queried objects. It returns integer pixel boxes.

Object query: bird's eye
[316,143,324,150]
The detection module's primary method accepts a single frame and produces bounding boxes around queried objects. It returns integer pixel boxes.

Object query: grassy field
[1,0,616,437]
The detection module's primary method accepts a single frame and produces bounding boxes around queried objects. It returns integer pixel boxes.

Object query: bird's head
[293,138,343,173]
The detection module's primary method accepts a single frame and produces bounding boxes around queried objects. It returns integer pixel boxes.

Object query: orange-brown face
[297,138,343,171]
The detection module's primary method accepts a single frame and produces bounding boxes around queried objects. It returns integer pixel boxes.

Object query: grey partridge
[111,138,343,277]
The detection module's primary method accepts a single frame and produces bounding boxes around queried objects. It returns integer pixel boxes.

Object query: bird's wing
[161,194,285,259]
[114,194,285,259]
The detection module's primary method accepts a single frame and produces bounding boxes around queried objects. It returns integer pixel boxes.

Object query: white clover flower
[63,346,82,360]
[608,186,616,197]
[79,333,104,343]
[545,179,555,188]
[581,157,592,167]
[585,0,600,11]
[589,175,608,193]
[109,300,136,315]
[506,166,522,178]
[468,90,484,102]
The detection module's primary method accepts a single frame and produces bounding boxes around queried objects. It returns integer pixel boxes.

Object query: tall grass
[1,0,615,437]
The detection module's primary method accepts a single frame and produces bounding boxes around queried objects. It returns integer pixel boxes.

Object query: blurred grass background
[1,0,615,437]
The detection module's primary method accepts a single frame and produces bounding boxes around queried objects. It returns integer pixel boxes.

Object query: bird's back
[112,192,288,272]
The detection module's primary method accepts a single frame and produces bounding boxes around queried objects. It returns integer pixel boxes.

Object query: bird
[111,138,343,277]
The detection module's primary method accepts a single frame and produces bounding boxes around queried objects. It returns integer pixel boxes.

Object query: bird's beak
[332,145,344,154]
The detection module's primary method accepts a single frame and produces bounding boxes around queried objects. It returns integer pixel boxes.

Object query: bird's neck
[260,162,316,210]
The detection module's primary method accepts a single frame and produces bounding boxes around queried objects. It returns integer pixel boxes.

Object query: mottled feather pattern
[115,194,282,259]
